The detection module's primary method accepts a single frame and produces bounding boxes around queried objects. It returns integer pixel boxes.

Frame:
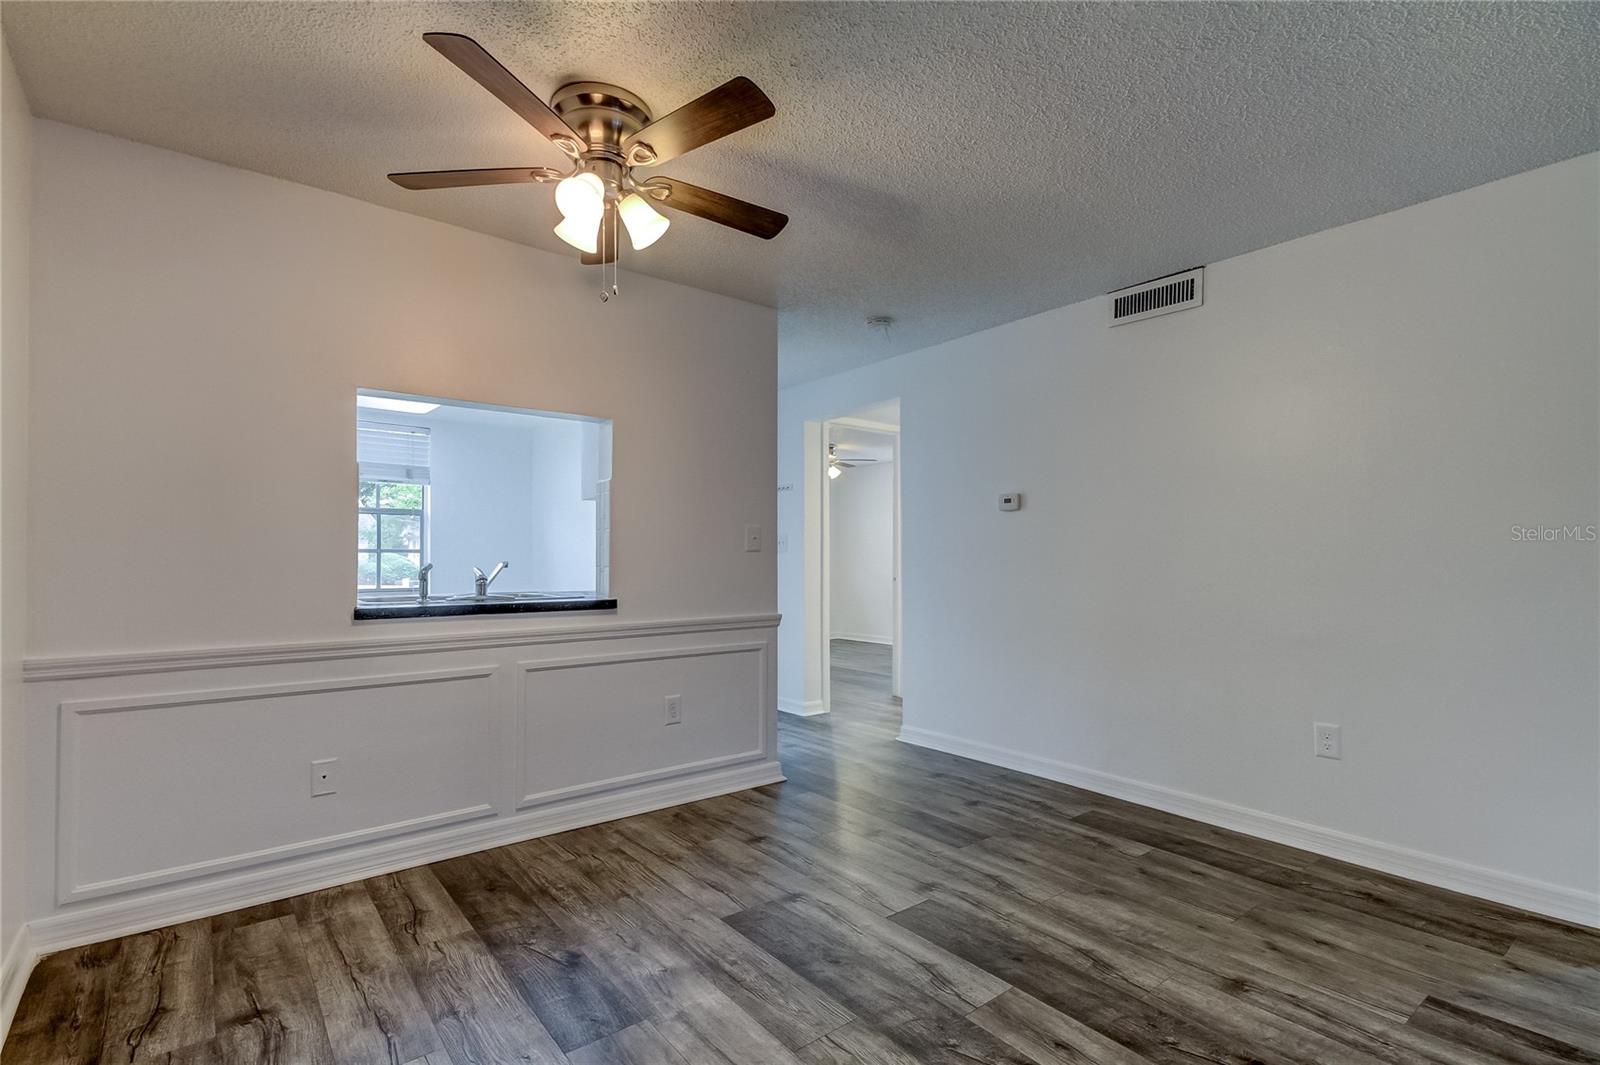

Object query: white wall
[526,414,604,593]
[0,30,32,1030]
[777,421,824,716]
[28,120,775,655]
[358,405,603,596]
[779,153,1600,924]
[19,121,780,954]
[829,461,895,644]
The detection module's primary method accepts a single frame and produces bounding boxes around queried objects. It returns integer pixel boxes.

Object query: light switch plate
[744,524,762,552]
[665,694,683,725]
[999,492,1022,511]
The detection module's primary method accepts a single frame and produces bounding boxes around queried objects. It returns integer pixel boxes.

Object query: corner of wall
[0,28,34,1042]
[0,921,32,1043]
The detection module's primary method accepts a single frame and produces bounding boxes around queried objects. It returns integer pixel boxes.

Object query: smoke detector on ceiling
[1108,267,1204,326]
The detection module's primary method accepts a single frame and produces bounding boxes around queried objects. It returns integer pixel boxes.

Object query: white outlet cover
[1313,723,1342,760]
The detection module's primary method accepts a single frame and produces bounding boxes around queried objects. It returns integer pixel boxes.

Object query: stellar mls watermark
[1510,524,1597,542]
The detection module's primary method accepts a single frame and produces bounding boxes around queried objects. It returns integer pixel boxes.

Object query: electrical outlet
[744,524,763,552]
[1314,724,1342,760]
[665,694,683,726]
[311,758,339,796]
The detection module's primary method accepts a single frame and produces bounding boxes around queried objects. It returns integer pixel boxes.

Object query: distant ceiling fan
[388,33,788,278]
[828,443,880,480]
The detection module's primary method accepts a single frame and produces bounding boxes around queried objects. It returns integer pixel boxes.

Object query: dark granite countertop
[353,596,617,620]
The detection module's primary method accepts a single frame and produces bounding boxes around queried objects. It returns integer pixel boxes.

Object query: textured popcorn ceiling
[4,2,1597,384]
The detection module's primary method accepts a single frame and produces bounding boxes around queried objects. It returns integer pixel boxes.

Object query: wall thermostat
[999,492,1022,511]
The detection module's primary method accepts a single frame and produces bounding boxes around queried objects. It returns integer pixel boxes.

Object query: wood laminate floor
[7,639,1599,1064]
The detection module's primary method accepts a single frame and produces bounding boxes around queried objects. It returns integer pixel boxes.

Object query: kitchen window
[357,423,430,591]
[358,480,426,589]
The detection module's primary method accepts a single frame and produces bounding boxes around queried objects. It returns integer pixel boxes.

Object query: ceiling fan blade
[423,33,584,159]
[622,76,774,166]
[389,166,562,190]
[639,177,787,239]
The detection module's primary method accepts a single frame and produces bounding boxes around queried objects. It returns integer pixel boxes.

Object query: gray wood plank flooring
[7,639,1598,1064]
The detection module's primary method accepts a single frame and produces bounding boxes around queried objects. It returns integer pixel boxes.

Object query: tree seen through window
[358,480,424,589]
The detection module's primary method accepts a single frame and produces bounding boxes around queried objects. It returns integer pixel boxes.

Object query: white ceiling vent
[1108,267,1203,326]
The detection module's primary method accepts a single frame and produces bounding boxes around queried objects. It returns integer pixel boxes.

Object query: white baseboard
[778,696,827,717]
[898,725,1600,929]
[1,923,34,1045]
[26,758,785,957]
[830,633,892,646]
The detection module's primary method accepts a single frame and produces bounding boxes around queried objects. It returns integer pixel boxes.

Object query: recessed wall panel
[60,667,498,900]
[519,644,765,807]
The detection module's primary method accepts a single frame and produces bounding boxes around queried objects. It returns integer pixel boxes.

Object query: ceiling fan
[388,33,788,273]
[828,443,880,480]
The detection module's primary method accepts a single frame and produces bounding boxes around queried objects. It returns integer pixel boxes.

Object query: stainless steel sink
[358,591,586,607]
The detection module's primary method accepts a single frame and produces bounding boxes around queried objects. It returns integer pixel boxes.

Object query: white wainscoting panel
[59,665,500,902]
[518,642,767,808]
[29,756,783,957]
[22,615,781,960]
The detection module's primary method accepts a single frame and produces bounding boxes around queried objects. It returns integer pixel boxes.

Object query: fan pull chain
[599,207,609,303]
[598,203,620,302]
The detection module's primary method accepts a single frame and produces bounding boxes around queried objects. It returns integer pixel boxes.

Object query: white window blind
[357,422,431,484]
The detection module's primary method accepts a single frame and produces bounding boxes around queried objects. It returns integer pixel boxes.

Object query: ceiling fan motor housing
[552,82,653,169]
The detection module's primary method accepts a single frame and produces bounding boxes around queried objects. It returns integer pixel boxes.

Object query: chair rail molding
[23,611,783,681]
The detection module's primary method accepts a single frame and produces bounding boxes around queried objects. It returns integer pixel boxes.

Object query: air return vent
[1108,267,1204,326]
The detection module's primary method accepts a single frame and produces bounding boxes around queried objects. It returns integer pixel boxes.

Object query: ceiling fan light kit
[551,172,609,253]
[554,172,604,220]
[618,193,670,250]
[553,213,600,255]
[388,33,788,301]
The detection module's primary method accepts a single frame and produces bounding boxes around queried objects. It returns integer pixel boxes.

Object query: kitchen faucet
[473,561,509,598]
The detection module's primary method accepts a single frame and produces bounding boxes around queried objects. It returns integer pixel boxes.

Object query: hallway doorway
[820,405,900,713]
